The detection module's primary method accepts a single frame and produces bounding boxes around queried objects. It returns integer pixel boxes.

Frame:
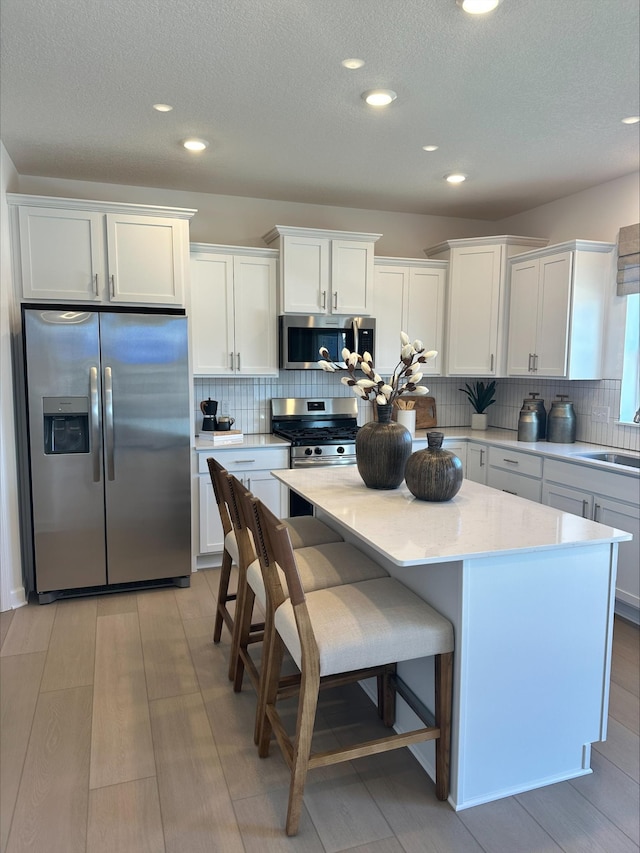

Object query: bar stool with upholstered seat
[246,494,454,837]
[206,457,345,676]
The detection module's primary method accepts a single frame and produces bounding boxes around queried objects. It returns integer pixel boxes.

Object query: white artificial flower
[356,379,377,388]
[353,386,367,398]
[342,347,351,362]
[424,350,438,360]
[411,372,423,384]
[413,339,424,352]
[401,344,415,360]
[400,332,410,345]
[340,376,354,386]
[381,384,394,397]
[411,385,430,395]
[376,393,389,405]
[373,373,382,383]
[362,351,373,363]
[318,360,335,372]
[348,352,359,367]
[361,362,372,376]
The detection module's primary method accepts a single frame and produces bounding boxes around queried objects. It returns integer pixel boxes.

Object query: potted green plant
[459,380,496,430]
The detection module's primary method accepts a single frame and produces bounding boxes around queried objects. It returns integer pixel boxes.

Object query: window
[619,292,639,424]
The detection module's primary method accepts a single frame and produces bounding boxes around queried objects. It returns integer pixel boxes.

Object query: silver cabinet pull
[321,290,327,310]
[233,459,256,464]
[503,458,519,465]
[230,352,234,370]
[594,503,601,522]
[104,366,115,481]
[502,489,517,495]
[93,273,99,296]
[582,499,589,518]
[333,291,338,310]
[479,449,485,467]
[533,353,538,372]
[528,353,533,372]
[90,367,101,482]
[109,274,115,298]
[490,353,494,372]
[237,352,241,371]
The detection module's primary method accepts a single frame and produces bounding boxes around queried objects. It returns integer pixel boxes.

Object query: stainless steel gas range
[271,397,359,513]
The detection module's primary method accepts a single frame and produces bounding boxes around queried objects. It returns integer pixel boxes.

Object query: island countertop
[272,466,631,567]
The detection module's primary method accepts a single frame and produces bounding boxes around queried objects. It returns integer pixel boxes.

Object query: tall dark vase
[356,404,412,489]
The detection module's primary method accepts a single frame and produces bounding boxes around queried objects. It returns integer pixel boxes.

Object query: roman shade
[616,223,640,296]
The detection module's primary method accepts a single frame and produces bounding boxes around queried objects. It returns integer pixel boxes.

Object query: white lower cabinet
[466,442,489,484]
[196,447,288,556]
[486,446,543,502]
[543,459,639,613]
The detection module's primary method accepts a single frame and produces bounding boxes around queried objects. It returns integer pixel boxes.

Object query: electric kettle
[200,398,218,432]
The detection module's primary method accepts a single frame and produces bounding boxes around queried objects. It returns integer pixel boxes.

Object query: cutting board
[393,396,437,429]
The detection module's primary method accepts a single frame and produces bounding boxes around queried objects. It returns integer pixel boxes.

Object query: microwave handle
[353,318,359,355]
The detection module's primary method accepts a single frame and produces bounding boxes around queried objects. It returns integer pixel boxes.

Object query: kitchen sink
[572,451,640,469]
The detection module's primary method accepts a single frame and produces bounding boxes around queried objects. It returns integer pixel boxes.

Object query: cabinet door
[18,206,105,301]
[280,234,329,313]
[534,252,572,377]
[106,214,185,304]
[198,476,224,553]
[594,496,639,609]
[443,441,467,472]
[447,245,502,375]
[331,239,373,315]
[542,482,593,517]
[233,255,278,375]
[407,267,445,376]
[190,253,235,375]
[372,265,407,373]
[507,258,539,375]
[466,443,488,484]
[242,470,285,518]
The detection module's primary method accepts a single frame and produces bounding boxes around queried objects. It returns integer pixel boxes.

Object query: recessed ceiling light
[457,0,500,13]
[445,173,467,183]
[423,145,439,152]
[362,89,397,107]
[153,103,173,112]
[621,115,640,124]
[342,58,365,70]
[182,138,209,152]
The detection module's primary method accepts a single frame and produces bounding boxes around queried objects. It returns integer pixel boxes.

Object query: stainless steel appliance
[22,307,191,603]
[279,315,375,369]
[271,397,359,515]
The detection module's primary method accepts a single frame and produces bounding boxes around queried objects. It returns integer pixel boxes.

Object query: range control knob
[337,446,345,454]
[304,447,313,456]
[314,446,323,455]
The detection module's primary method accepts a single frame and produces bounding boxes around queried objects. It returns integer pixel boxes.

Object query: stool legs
[435,651,453,802]
[213,549,234,646]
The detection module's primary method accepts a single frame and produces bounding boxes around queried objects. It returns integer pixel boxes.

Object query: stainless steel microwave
[279,315,376,370]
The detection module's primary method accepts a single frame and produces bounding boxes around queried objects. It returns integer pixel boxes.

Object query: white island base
[272,467,630,811]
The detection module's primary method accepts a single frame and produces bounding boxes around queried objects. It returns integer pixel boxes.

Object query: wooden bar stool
[206,457,344,674]
[250,495,454,837]
[224,472,389,706]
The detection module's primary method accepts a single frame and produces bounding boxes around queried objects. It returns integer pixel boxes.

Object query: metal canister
[523,393,547,439]
[547,395,577,443]
[517,405,540,442]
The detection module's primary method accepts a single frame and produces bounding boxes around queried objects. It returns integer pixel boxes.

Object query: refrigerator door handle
[90,367,101,482]
[104,366,115,481]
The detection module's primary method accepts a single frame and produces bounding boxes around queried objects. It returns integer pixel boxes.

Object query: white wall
[0,143,26,610]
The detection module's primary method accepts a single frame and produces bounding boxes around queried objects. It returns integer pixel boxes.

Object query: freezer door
[24,310,107,592]
[99,313,191,583]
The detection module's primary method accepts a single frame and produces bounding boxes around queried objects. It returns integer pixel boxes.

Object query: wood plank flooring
[1,569,638,853]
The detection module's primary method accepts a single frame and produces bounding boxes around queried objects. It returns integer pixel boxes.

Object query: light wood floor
[1,568,638,853]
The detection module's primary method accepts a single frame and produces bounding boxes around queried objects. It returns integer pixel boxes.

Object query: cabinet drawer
[487,468,542,502]
[544,458,639,504]
[197,447,288,474]
[488,446,542,478]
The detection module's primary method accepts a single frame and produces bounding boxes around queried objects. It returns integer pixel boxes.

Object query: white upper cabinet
[190,244,278,377]
[263,225,381,316]
[9,195,195,306]
[425,235,548,376]
[507,240,615,379]
[373,258,446,375]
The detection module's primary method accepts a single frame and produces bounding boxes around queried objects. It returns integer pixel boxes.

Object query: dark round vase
[356,404,412,489]
[405,431,463,502]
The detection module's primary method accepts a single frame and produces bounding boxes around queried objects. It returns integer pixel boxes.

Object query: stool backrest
[223,473,256,569]
[207,457,232,538]
[254,499,306,608]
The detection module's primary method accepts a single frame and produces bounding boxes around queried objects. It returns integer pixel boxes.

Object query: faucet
[634,408,640,424]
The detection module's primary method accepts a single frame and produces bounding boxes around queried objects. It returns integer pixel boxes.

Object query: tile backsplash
[194,373,639,451]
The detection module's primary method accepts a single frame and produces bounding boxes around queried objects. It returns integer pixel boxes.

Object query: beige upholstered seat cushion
[274,577,454,676]
[246,542,389,608]
[224,530,239,564]
[283,516,343,548]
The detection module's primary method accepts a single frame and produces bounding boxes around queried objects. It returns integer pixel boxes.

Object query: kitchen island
[272,466,632,811]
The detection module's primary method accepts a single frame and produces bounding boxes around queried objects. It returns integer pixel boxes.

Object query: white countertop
[194,433,290,451]
[272,466,631,567]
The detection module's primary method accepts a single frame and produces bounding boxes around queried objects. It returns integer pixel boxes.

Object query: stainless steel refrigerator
[22,307,191,603]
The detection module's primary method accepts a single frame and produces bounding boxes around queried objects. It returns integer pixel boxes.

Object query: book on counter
[198,429,244,445]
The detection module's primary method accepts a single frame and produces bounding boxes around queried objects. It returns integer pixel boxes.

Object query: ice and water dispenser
[43,397,90,455]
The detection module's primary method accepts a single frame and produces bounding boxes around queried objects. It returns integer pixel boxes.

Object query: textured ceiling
[1,0,639,219]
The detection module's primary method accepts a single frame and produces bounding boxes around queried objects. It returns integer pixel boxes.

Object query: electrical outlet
[591,406,609,423]
[220,399,229,416]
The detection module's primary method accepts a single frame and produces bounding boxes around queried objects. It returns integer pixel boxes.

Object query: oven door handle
[291,458,357,468]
